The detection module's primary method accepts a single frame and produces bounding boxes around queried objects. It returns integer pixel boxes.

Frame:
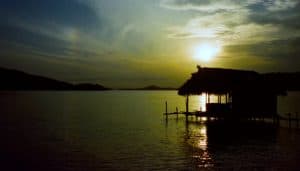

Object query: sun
[193,42,221,62]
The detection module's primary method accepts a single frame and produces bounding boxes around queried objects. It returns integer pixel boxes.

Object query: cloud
[165,10,281,45]
[248,2,300,30]
[161,0,299,12]
[167,21,279,46]
[163,0,300,47]
[223,37,300,71]
[0,0,117,61]
[0,0,103,33]
[263,0,299,11]
[160,0,260,12]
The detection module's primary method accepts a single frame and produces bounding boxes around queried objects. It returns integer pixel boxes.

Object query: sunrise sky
[0,0,299,88]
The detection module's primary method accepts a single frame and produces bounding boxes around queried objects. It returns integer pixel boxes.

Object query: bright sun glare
[193,42,221,62]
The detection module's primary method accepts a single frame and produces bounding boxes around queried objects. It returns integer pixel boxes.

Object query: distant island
[120,85,177,91]
[0,67,110,90]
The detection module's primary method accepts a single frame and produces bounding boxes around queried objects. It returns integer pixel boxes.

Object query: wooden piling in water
[296,112,299,128]
[163,100,299,129]
[185,96,189,121]
[176,107,178,120]
[165,101,168,120]
[288,113,291,128]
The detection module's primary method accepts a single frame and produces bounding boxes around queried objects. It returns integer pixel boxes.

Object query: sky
[0,0,299,88]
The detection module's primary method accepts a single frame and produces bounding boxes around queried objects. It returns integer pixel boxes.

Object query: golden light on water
[192,125,210,167]
[197,126,208,150]
[197,129,207,150]
[193,42,221,62]
[201,117,208,121]
[200,126,207,135]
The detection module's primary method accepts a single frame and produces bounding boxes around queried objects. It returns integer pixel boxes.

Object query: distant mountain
[74,83,109,90]
[139,85,177,90]
[0,67,110,90]
[120,85,177,90]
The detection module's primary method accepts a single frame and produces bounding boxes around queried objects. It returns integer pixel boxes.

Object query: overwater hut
[178,66,284,119]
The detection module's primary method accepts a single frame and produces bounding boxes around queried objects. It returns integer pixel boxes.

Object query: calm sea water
[0,91,300,170]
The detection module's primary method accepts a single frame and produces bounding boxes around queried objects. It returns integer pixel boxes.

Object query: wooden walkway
[164,110,300,128]
[163,101,300,128]
[164,111,213,117]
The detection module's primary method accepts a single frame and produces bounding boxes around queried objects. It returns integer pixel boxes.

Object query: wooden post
[176,107,179,120]
[186,96,189,113]
[165,101,168,114]
[165,101,168,120]
[186,95,189,121]
[296,112,299,128]
[208,94,210,104]
[288,113,291,128]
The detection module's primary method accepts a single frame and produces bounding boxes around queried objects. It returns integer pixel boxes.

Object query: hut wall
[232,90,277,118]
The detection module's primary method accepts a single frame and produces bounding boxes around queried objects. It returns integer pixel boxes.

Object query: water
[0,91,300,170]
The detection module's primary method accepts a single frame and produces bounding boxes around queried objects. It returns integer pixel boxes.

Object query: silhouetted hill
[0,67,110,90]
[120,85,177,90]
[140,85,177,90]
[74,83,109,90]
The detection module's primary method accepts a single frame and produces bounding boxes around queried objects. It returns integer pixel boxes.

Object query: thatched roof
[178,66,274,96]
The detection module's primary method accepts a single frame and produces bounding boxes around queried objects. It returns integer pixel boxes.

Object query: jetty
[164,66,300,127]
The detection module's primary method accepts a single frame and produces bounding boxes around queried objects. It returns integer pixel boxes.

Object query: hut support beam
[207,93,210,104]
[165,101,168,120]
[185,95,189,121]
[185,95,189,113]
[225,93,228,104]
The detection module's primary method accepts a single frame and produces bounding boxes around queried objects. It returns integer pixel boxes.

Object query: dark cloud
[247,3,300,29]
[0,0,103,32]
[161,0,257,11]
[253,38,300,60]
[0,0,109,63]
[224,37,300,70]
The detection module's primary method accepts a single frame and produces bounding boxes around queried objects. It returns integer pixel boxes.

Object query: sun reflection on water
[185,123,214,168]
[197,126,208,151]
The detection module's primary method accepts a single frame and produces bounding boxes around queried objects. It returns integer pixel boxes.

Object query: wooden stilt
[176,107,179,120]
[165,101,168,120]
[186,96,189,112]
[296,112,299,128]
[186,96,189,120]
[288,113,291,128]
[208,94,210,104]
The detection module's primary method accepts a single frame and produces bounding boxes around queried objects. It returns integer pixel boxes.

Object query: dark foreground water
[0,91,300,170]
